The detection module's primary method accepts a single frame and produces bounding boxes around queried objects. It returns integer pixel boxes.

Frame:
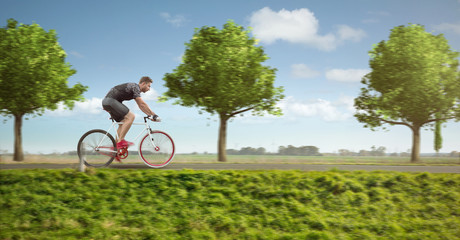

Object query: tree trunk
[14,114,24,161]
[411,125,421,163]
[218,115,228,162]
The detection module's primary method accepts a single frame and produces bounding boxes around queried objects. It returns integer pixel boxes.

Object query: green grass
[176,155,460,165]
[1,154,459,165]
[1,169,459,239]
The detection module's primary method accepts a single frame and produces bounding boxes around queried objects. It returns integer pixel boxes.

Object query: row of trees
[338,146,386,157]
[227,146,458,157]
[335,150,460,158]
[227,145,321,156]
[227,147,267,155]
[12,149,459,158]
[1,19,459,163]
[390,151,460,158]
[164,22,460,163]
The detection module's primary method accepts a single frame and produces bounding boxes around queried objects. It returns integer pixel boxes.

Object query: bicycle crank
[117,147,129,159]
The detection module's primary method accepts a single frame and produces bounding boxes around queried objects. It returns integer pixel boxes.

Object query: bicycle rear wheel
[77,129,116,167]
[139,131,175,168]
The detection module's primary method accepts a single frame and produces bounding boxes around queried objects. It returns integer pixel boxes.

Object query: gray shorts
[102,98,129,122]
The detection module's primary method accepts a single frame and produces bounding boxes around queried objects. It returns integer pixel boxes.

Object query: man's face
[140,82,152,93]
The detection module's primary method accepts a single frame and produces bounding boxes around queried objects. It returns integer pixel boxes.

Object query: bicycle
[77,115,175,168]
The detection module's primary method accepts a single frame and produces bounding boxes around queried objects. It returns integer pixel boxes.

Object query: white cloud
[337,95,356,112]
[46,89,158,118]
[232,95,356,124]
[76,97,103,114]
[291,64,320,79]
[174,54,184,63]
[277,96,355,122]
[336,25,366,42]
[362,19,379,24]
[47,97,103,117]
[69,51,84,58]
[432,22,460,35]
[160,12,187,27]
[249,7,366,51]
[140,88,159,101]
[325,68,369,82]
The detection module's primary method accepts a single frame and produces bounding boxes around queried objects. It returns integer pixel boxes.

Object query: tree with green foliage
[434,113,443,155]
[278,145,321,156]
[354,24,460,163]
[0,19,87,161]
[163,20,284,162]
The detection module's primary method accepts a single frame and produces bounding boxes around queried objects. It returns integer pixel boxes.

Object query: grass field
[1,169,459,239]
[1,154,459,165]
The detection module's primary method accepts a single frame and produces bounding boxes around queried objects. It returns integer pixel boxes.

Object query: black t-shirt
[105,83,141,102]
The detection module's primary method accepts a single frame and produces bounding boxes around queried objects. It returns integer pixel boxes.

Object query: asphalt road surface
[1,163,459,173]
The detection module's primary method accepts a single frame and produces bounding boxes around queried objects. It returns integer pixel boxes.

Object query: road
[1,163,459,173]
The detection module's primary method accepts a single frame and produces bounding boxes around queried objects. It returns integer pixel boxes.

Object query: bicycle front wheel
[139,131,175,168]
[77,129,116,167]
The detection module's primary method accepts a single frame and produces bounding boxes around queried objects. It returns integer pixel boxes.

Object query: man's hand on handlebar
[148,115,161,122]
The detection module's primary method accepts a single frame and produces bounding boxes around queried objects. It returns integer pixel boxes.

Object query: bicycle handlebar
[144,115,161,122]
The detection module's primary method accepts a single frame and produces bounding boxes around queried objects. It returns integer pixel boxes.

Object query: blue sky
[1,0,459,154]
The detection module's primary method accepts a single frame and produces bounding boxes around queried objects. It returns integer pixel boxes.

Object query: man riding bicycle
[102,76,160,149]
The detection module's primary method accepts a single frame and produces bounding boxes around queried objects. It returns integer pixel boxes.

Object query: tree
[358,150,370,157]
[370,146,386,156]
[278,145,321,156]
[227,147,267,155]
[434,113,443,155]
[354,24,460,163]
[450,151,459,158]
[163,20,284,162]
[339,149,353,156]
[0,19,87,161]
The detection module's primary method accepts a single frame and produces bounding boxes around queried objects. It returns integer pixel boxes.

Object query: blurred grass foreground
[1,169,459,239]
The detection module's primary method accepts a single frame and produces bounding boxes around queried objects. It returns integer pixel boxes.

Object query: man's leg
[117,111,135,143]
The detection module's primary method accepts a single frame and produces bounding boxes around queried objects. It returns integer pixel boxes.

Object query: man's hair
[139,76,153,84]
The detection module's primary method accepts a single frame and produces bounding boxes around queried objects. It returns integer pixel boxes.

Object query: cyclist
[102,76,160,150]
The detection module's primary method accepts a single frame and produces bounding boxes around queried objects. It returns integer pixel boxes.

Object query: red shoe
[117,140,134,149]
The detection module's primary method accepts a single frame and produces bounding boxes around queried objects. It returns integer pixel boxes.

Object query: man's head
[139,76,153,93]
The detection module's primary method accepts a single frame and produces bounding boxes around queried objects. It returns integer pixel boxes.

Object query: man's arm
[135,97,156,116]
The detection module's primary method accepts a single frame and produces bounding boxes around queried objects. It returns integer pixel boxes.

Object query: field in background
[1,154,459,165]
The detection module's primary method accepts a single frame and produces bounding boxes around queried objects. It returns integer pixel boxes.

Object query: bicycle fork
[146,128,160,152]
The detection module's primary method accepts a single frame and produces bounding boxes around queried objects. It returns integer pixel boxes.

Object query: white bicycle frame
[96,117,158,157]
